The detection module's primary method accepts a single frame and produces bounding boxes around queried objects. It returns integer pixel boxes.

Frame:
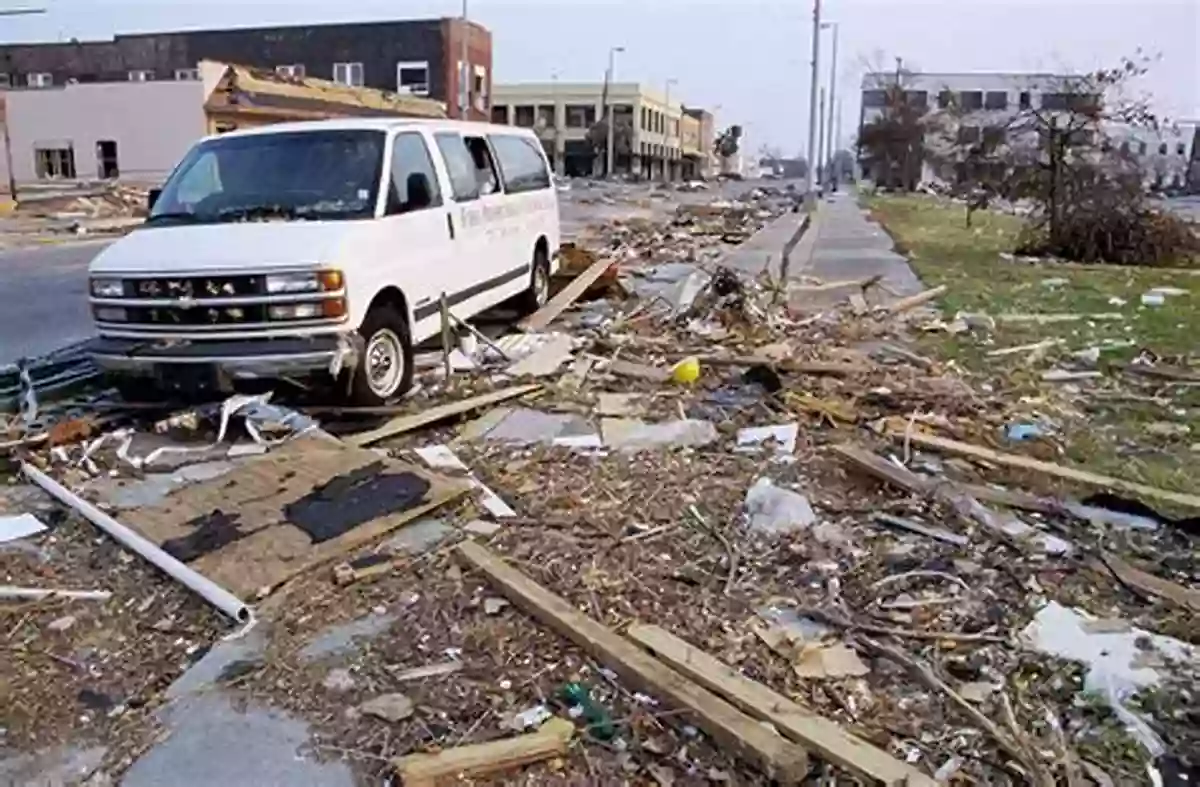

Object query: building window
[275,64,305,79]
[1119,141,1131,155]
[0,73,10,88]
[513,105,536,127]
[957,125,981,144]
[473,65,488,111]
[491,104,508,124]
[905,90,928,109]
[1019,91,1031,109]
[128,70,154,82]
[96,140,119,179]
[862,89,888,108]
[1178,142,1187,156]
[937,90,953,109]
[984,91,1008,110]
[35,146,75,179]
[396,61,429,95]
[332,62,363,87]
[566,105,595,128]
[1158,142,1168,155]
[1039,92,1098,112]
[28,72,52,88]
[959,91,983,111]
[174,68,200,81]
[536,106,554,129]
[1138,141,1147,155]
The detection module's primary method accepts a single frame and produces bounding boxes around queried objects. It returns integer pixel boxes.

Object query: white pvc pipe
[1,585,112,601]
[22,462,251,623]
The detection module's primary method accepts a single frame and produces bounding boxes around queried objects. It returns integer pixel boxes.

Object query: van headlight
[265,270,343,294]
[91,278,125,298]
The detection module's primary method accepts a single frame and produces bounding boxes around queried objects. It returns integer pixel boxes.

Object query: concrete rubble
[1,183,1197,787]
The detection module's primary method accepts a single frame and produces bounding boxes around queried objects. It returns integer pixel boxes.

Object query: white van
[87,118,560,405]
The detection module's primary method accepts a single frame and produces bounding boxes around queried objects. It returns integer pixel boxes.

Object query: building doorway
[96,140,119,178]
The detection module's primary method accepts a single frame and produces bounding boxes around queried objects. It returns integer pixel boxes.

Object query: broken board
[518,256,613,333]
[120,437,468,598]
[347,385,541,448]
[455,541,809,783]
[627,625,938,787]
[889,432,1200,512]
[393,717,574,786]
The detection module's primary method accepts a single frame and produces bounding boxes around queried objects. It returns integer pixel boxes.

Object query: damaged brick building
[0,17,493,121]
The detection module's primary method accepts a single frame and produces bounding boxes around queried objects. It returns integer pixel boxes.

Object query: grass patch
[865,193,1199,496]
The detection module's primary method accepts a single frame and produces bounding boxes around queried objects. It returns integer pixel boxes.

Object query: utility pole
[804,0,822,204]
[825,22,839,187]
[459,0,469,119]
[817,87,826,190]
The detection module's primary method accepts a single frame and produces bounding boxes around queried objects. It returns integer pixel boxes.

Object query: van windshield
[148,129,386,224]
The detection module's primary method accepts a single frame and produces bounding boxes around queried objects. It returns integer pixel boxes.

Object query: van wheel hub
[365,329,404,396]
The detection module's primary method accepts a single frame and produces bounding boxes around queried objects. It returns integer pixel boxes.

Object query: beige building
[0,60,445,192]
[492,82,712,180]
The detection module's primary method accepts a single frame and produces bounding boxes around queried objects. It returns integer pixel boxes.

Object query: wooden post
[439,292,452,379]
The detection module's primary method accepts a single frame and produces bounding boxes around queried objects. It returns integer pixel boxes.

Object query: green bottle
[558,682,615,741]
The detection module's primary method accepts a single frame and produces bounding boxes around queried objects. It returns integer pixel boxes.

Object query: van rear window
[488,134,552,194]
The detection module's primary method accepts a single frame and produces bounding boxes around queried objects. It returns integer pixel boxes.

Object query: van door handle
[446,214,455,240]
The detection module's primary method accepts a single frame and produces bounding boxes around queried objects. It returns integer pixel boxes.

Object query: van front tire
[517,245,551,316]
[349,305,414,406]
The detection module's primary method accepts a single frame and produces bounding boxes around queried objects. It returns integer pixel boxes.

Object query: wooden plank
[608,359,669,382]
[885,285,947,314]
[518,256,613,333]
[455,542,809,783]
[394,717,574,786]
[347,384,541,448]
[889,432,1200,512]
[1098,552,1200,612]
[626,625,937,787]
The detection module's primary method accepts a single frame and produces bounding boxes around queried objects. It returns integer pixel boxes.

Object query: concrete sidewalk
[798,192,923,297]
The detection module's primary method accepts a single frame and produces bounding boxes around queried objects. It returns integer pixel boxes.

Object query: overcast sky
[3,0,1196,156]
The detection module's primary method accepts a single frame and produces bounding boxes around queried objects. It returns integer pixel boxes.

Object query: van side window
[489,135,552,194]
[433,132,481,201]
[387,132,442,214]
[464,136,501,196]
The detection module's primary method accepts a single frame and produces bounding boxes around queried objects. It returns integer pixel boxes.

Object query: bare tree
[855,62,938,191]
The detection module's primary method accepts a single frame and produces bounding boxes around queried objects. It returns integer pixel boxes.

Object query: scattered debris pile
[1,192,1196,786]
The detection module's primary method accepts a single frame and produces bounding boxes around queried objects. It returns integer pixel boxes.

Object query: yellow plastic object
[671,356,700,384]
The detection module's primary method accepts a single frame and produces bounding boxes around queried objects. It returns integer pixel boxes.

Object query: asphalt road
[0,240,110,367]
[0,179,794,368]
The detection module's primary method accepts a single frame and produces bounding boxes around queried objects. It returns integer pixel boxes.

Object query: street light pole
[459,0,469,119]
[805,0,822,204]
[818,87,826,187]
[605,46,623,179]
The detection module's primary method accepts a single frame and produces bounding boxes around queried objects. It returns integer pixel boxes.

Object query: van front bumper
[88,334,361,381]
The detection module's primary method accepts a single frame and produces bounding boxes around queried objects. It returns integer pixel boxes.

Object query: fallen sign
[518,255,614,333]
[454,541,810,783]
[394,717,574,786]
[346,384,541,448]
[888,432,1200,512]
[626,625,938,787]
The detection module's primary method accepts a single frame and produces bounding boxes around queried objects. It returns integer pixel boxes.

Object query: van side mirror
[147,188,162,211]
[405,173,433,211]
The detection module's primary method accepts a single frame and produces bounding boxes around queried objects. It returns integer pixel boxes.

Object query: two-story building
[0,17,492,121]
[491,82,713,180]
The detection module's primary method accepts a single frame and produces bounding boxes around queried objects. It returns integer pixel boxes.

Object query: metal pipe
[605,47,623,178]
[1,585,111,602]
[805,0,822,204]
[21,462,251,623]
